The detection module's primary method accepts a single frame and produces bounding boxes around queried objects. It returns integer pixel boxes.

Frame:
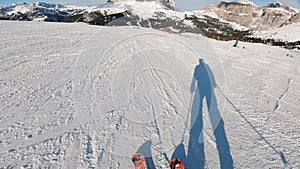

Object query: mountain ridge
[1,1,299,49]
[206,1,300,30]
[1,1,299,29]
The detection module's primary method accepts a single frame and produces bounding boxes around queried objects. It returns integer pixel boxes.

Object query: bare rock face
[289,12,300,23]
[258,8,290,29]
[167,0,176,9]
[209,1,299,30]
[213,2,260,29]
[217,1,260,14]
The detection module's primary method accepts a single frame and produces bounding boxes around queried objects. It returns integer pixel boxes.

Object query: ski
[132,154,185,169]
[169,158,185,169]
[132,153,148,169]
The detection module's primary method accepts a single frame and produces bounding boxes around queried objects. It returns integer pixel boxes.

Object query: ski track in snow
[0,21,300,168]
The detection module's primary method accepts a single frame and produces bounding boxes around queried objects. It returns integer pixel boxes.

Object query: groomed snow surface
[0,21,299,168]
[253,22,300,42]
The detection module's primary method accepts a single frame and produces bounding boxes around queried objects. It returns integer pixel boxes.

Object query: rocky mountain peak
[217,1,259,14]
[209,1,300,30]
[265,2,282,8]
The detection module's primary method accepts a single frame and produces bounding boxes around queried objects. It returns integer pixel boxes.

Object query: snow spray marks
[216,85,289,166]
[97,31,202,163]
[105,32,227,168]
[72,27,226,168]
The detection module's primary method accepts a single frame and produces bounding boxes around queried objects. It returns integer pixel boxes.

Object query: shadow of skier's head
[194,58,216,94]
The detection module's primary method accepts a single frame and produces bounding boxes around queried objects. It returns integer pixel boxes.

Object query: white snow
[0,2,87,16]
[252,22,300,42]
[289,6,299,13]
[108,1,188,21]
[6,4,31,15]
[264,7,294,15]
[0,1,248,31]
[0,21,299,168]
[236,0,258,7]
[85,6,127,15]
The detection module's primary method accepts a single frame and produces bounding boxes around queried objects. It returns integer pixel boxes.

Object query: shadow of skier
[188,58,233,169]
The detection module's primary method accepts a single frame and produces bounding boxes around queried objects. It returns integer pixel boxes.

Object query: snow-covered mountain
[113,0,176,9]
[1,1,299,30]
[0,1,299,49]
[0,2,86,21]
[252,22,300,42]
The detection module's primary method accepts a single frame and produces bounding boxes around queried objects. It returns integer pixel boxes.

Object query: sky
[1,0,300,10]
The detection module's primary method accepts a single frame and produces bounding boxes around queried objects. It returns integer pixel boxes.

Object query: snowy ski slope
[252,22,300,42]
[0,21,299,168]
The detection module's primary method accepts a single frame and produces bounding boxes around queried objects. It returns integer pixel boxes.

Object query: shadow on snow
[137,140,156,169]
[136,59,233,169]
[172,59,233,169]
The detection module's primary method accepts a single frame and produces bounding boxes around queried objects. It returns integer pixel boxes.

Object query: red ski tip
[132,153,148,169]
[169,158,185,169]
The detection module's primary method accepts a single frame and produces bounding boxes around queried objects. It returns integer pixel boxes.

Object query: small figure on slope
[233,40,239,47]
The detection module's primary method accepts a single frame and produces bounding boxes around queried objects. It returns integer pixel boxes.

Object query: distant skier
[233,40,239,47]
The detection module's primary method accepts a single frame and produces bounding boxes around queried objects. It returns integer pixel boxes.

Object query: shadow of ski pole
[216,86,288,165]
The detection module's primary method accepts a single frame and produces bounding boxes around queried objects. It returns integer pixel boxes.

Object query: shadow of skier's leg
[171,143,187,166]
[137,140,156,169]
[187,95,205,169]
[208,94,233,169]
